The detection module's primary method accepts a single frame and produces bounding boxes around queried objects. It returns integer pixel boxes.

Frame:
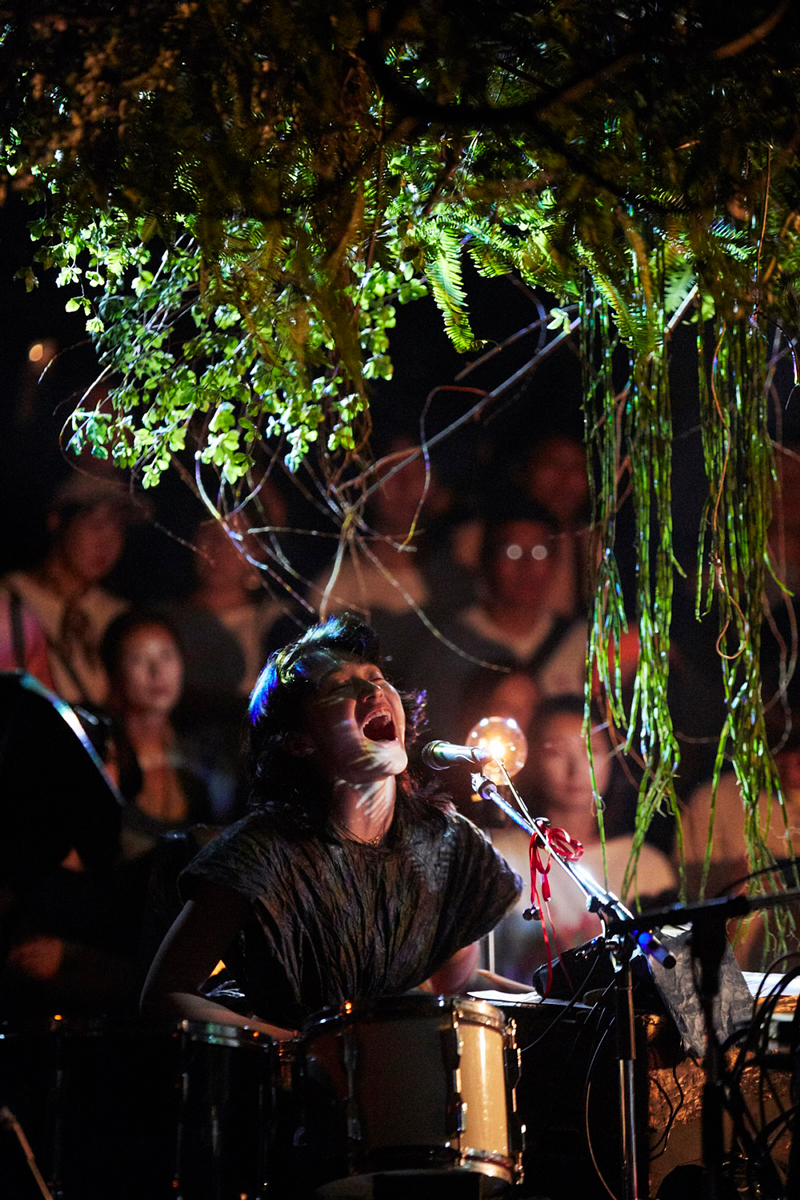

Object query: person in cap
[0,472,142,706]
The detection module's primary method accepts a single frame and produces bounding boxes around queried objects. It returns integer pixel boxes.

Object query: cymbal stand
[471,769,675,1200]
[0,1107,54,1199]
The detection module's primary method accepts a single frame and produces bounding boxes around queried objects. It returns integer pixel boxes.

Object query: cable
[649,1073,678,1159]
[518,946,605,1054]
[583,1020,621,1200]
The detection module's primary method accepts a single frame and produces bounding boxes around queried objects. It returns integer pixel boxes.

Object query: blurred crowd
[2,424,800,1019]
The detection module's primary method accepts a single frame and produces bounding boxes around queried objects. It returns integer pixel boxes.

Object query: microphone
[421,740,493,771]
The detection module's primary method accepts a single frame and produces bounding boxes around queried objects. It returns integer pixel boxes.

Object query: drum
[0,1016,279,1200]
[297,994,524,1197]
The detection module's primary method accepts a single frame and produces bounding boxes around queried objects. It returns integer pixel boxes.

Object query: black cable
[649,1073,678,1159]
[518,945,606,1055]
[582,1016,620,1200]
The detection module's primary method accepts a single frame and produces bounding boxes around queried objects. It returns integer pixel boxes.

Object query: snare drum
[297,994,524,1196]
[0,1016,278,1199]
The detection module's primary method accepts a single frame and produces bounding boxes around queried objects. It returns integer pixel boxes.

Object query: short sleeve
[428,812,523,960]
[178,814,277,903]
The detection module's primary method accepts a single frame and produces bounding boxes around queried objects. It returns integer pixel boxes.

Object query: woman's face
[58,504,126,585]
[116,625,183,717]
[534,711,612,819]
[525,437,589,526]
[300,654,408,785]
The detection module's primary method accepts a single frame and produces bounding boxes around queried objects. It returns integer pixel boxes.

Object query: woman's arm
[421,941,480,996]
[140,880,297,1040]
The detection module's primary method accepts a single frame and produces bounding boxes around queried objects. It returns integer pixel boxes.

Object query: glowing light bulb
[466,716,528,784]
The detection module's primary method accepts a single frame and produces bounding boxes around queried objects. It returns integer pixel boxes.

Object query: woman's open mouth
[362,710,397,742]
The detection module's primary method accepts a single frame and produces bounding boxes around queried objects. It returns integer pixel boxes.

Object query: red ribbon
[528,826,584,998]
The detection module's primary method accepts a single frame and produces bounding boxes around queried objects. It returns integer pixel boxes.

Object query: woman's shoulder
[184,808,277,863]
[179,808,302,898]
[679,770,747,860]
[600,835,676,896]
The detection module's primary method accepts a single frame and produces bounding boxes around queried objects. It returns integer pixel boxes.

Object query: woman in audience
[490,694,676,984]
[0,473,134,706]
[0,609,203,1018]
[518,432,593,619]
[678,716,800,967]
[100,610,214,855]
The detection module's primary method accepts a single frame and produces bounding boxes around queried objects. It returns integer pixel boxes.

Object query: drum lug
[504,1019,526,1180]
[504,1026,522,1092]
[341,1025,363,1145]
[446,1091,467,1139]
[441,1018,466,1140]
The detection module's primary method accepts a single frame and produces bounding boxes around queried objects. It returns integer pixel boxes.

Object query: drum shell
[0,1015,278,1200]
[297,994,521,1197]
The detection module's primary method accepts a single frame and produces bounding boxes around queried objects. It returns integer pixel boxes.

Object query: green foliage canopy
[3,0,800,911]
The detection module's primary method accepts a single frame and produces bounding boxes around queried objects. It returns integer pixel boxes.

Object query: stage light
[465,716,528,784]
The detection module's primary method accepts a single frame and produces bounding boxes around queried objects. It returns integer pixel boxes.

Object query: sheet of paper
[468,989,541,1004]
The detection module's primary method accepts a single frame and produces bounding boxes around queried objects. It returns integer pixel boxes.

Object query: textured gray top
[181,806,522,1029]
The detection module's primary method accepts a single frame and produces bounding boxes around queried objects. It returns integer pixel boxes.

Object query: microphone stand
[471,768,675,1200]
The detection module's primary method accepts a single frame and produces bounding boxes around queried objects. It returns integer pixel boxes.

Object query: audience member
[2,840,146,1017]
[672,439,800,798]
[168,511,287,819]
[392,499,589,738]
[518,433,593,618]
[0,474,135,707]
[762,442,800,714]
[308,436,466,620]
[447,664,542,823]
[1,608,223,1020]
[489,694,676,984]
[677,715,800,967]
[100,611,214,857]
[177,509,288,695]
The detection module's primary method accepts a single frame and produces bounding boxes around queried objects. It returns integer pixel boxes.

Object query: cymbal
[0,671,124,887]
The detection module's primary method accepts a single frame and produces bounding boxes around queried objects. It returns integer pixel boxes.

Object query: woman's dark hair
[100,609,183,679]
[532,692,594,728]
[247,612,443,838]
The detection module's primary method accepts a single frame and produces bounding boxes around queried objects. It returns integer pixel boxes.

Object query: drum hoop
[0,1014,273,1050]
[302,993,508,1038]
[349,1143,514,1176]
[173,1018,274,1049]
